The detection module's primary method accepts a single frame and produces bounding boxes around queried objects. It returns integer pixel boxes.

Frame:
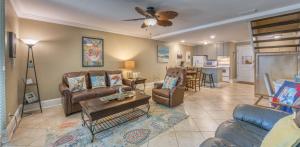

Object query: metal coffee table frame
[81,102,150,142]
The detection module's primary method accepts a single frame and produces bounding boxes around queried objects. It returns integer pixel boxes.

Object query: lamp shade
[21,39,39,46]
[124,60,135,69]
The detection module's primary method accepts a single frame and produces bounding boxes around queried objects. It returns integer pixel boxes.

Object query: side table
[127,78,147,91]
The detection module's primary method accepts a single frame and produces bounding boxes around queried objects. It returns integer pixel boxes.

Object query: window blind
[0,0,6,142]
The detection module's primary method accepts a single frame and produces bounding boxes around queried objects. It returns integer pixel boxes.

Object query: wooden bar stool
[188,68,201,91]
[201,72,215,88]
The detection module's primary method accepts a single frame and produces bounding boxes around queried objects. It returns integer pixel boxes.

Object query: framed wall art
[25,91,38,103]
[82,37,104,67]
[157,44,169,63]
[8,32,16,58]
[186,51,191,63]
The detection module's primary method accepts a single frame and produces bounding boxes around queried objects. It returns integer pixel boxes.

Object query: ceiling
[11,0,300,45]
[162,21,250,45]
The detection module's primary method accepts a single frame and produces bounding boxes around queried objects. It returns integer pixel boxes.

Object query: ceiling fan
[123,7,178,28]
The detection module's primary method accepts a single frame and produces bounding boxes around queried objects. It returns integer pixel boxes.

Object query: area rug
[45,105,188,147]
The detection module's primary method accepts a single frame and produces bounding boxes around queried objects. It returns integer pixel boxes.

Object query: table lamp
[124,60,136,78]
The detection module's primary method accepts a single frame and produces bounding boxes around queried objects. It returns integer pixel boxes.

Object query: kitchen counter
[202,67,223,85]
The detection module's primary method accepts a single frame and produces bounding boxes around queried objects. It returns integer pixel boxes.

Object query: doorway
[236,45,254,83]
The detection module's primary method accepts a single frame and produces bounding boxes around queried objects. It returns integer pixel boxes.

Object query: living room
[1,0,300,147]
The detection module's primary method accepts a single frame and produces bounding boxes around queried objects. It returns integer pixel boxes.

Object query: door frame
[0,0,6,141]
[236,44,255,83]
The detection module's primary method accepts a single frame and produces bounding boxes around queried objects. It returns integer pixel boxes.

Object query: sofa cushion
[233,104,288,131]
[89,70,106,77]
[72,89,95,104]
[63,71,89,87]
[89,70,107,88]
[106,70,123,86]
[92,87,116,98]
[111,85,132,92]
[215,120,268,147]
[152,88,170,98]
[71,87,116,104]
[67,76,87,92]
[90,76,106,89]
[162,76,178,89]
[165,67,186,86]
[200,137,238,147]
[108,74,123,87]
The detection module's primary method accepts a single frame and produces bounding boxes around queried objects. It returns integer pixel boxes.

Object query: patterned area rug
[45,105,188,147]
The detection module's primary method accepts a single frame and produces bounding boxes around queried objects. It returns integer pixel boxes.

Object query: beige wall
[5,0,26,121]
[18,18,193,101]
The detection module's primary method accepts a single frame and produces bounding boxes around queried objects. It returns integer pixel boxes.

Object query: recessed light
[210,35,215,39]
[180,40,185,43]
[203,41,208,45]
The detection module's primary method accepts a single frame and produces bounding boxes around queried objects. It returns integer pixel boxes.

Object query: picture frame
[25,91,38,103]
[242,56,252,64]
[82,37,104,67]
[8,32,16,58]
[157,44,169,63]
[186,51,191,63]
[23,78,33,85]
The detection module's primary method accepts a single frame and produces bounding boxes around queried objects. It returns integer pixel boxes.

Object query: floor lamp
[21,39,42,117]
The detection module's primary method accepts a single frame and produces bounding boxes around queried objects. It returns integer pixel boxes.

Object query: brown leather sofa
[59,70,133,116]
[152,67,186,107]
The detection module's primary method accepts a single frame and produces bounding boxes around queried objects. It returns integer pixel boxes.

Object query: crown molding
[152,3,300,39]
[9,0,151,39]
[10,0,300,41]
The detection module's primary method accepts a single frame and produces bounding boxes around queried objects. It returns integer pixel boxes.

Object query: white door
[237,45,254,83]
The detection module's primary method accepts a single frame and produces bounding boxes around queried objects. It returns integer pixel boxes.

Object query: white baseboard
[4,97,62,143]
[4,105,22,143]
[24,97,62,112]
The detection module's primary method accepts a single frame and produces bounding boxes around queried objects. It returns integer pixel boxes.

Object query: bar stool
[201,71,215,88]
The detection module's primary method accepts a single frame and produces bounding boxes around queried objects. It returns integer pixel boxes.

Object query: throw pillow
[109,74,123,87]
[90,76,106,89]
[261,115,300,147]
[162,76,178,89]
[67,76,87,92]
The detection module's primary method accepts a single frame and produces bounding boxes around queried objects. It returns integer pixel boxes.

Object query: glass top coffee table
[79,91,151,142]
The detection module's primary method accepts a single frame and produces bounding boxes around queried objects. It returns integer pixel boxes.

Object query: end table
[127,78,147,91]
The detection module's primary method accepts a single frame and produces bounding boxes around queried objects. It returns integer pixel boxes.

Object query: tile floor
[5,82,266,147]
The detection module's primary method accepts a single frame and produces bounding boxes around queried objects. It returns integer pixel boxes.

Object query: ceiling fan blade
[122,18,146,21]
[156,11,178,20]
[135,7,151,17]
[157,20,173,27]
[141,23,147,28]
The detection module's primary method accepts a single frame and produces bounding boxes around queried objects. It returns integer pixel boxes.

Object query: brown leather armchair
[152,67,186,107]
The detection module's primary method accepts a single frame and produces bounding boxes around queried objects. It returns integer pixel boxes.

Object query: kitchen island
[201,67,223,86]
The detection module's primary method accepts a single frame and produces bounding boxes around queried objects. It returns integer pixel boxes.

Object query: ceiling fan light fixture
[144,18,157,26]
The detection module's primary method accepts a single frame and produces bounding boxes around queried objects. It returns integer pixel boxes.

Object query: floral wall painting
[82,37,104,67]
[157,44,169,63]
